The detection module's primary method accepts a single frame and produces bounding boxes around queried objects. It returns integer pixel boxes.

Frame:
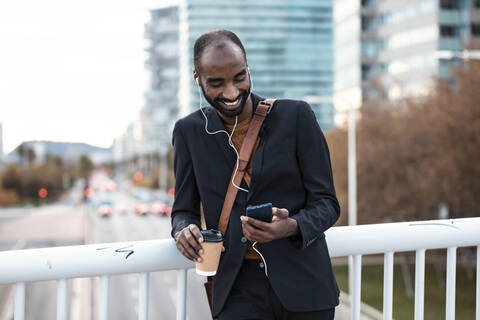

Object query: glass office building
[143,6,181,156]
[179,0,335,130]
[334,0,480,126]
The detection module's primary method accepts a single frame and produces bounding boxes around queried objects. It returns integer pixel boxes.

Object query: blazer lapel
[204,107,237,170]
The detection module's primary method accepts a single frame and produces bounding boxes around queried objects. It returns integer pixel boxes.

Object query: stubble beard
[200,81,251,119]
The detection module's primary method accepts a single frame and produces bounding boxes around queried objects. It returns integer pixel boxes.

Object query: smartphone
[246,203,272,223]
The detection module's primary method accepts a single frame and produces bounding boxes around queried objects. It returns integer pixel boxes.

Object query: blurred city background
[0,0,479,319]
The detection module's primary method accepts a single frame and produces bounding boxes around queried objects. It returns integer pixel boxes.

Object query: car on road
[133,201,150,216]
[98,201,113,217]
[151,200,172,217]
[165,206,172,217]
[151,201,166,216]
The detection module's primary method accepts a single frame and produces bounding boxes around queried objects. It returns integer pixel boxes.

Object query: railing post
[352,254,362,320]
[476,246,479,320]
[348,255,354,312]
[57,278,68,320]
[14,283,25,320]
[446,247,457,320]
[383,252,394,320]
[414,249,425,320]
[176,269,188,320]
[139,272,149,320]
[99,275,110,320]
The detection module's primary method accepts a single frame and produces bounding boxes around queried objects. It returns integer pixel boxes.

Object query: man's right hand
[174,224,204,262]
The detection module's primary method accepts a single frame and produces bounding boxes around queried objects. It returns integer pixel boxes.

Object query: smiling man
[171,29,340,320]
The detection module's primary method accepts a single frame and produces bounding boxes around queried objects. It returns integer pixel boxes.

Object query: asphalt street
[0,203,84,320]
[88,190,212,320]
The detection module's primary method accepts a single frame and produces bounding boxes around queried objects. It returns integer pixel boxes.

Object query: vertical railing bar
[383,251,394,320]
[57,278,68,320]
[99,275,110,320]
[176,269,188,320]
[352,254,362,320]
[476,246,479,320]
[138,272,149,320]
[446,247,457,320]
[414,249,425,320]
[348,255,354,310]
[14,283,25,320]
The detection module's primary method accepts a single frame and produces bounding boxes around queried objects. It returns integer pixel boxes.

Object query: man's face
[195,42,251,119]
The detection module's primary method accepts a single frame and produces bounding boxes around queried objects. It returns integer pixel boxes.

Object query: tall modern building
[334,0,480,125]
[179,0,335,130]
[131,0,335,162]
[143,6,181,157]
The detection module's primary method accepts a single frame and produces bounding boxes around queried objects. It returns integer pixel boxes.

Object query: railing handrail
[326,217,480,256]
[0,239,194,284]
[1,217,479,284]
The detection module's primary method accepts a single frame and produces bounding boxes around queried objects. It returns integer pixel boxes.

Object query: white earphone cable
[198,85,249,193]
[197,74,268,276]
[252,241,268,277]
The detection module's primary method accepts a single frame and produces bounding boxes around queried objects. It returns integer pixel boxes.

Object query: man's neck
[219,95,253,125]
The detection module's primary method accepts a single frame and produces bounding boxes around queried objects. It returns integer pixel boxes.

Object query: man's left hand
[240,207,298,243]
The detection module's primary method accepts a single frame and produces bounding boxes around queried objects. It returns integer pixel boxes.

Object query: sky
[0,0,177,154]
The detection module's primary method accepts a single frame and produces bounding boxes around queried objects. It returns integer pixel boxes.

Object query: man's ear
[193,70,200,86]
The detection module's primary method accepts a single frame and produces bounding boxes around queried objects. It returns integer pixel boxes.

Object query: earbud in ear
[195,78,200,86]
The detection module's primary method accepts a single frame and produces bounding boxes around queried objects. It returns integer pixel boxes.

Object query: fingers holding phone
[241,204,295,242]
[272,207,289,222]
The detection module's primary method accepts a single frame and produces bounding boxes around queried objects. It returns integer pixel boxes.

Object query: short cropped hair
[193,29,247,70]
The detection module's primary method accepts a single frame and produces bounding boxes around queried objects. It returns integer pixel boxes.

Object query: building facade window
[361,64,376,81]
[361,0,376,8]
[440,25,458,37]
[361,16,376,32]
[472,24,480,36]
[362,40,377,57]
[440,0,460,10]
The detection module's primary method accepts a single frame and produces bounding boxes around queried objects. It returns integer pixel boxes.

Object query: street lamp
[334,97,360,315]
[348,103,358,318]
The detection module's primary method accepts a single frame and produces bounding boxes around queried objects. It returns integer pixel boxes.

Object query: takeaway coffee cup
[196,229,223,276]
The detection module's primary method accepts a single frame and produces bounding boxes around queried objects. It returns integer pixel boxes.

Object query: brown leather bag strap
[217,99,277,235]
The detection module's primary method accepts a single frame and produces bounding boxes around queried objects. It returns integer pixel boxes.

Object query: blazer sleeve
[290,101,340,249]
[170,121,201,238]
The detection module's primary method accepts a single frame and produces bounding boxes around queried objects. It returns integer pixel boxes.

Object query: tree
[27,148,36,166]
[327,60,480,224]
[325,129,348,226]
[1,164,22,195]
[78,155,94,180]
[16,143,26,167]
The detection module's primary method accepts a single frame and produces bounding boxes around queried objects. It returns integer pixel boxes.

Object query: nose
[223,83,239,101]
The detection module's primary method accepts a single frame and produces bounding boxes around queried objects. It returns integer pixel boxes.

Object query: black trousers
[218,260,335,320]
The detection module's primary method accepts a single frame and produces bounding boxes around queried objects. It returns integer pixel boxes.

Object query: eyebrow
[206,69,247,83]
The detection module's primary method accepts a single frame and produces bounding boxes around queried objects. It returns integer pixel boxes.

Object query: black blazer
[171,93,340,317]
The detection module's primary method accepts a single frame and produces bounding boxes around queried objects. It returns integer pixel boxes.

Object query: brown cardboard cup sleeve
[196,229,223,276]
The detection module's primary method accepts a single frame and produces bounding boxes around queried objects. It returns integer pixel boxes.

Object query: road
[88,188,212,320]
[0,202,85,320]
[0,180,212,320]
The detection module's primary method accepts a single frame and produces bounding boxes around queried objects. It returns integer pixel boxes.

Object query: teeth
[224,99,239,106]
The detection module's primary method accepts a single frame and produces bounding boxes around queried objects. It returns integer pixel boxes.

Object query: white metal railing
[0,217,479,320]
